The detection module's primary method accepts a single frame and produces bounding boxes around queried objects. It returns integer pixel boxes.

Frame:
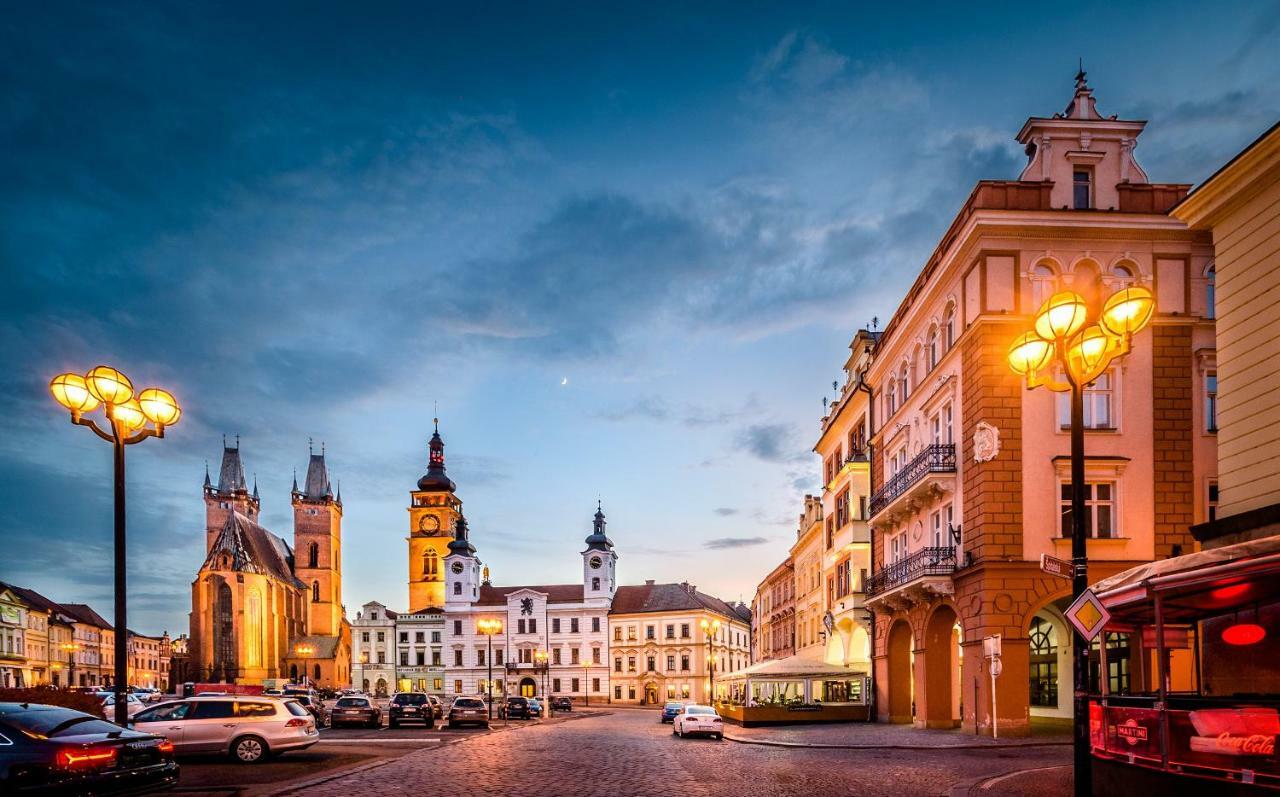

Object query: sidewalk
[725,720,1071,749]
[950,765,1072,796]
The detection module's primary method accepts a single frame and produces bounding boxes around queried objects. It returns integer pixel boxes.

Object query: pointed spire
[585,500,613,551]
[416,417,456,493]
[292,468,299,494]
[302,441,331,500]
[252,473,259,499]
[336,480,342,504]
[216,438,247,494]
[203,460,211,489]
[448,515,476,556]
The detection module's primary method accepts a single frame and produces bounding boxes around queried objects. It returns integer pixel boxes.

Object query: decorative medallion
[973,421,1000,463]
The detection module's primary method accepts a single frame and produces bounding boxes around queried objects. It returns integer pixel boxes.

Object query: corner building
[864,75,1216,735]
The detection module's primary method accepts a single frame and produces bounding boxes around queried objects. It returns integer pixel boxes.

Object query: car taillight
[157,740,175,755]
[711,718,723,723]
[285,718,310,727]
[58,746,118,769]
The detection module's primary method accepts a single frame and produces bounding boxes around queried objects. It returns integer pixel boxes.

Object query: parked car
[331,696,381,728]
[672,704,723,740]
[387,693,433,728]
[131,696,319,763]
[0,702,180,793]
[447,697,489,729]
[426,695,443,720]
[97,692,148,718]
[660,701,684,723]
[550,697,573,712]
[283,693,328,727]
[525,697,543,718]
[502,696,532,720]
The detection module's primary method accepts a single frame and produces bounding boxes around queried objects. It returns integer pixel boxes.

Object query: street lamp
[476,618,503,720]
[534,649,548,704]
[357,652,369,694]
[60,642,81,688]
[1007,285,1154,797]
[295,644,315,687]
[49,367,181,726]
[700,618,721,704]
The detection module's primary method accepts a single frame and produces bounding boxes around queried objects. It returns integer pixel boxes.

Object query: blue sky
[2,2,1277,636]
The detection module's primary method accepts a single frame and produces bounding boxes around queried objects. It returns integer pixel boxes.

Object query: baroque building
[189,440,350,687]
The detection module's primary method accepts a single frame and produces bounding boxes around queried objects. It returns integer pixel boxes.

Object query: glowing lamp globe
[138,388,182,426]
[85,365,134,405]
[1222,623,1266,646]
[1007,332,1054,377]
[49,373,101,413]
[1100,286,1155,338]
[112,399,147,430]
[1068,325,1114,376]
[1034,291,1089,342]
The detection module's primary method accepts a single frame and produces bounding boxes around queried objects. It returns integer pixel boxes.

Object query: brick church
[188,440,351,687]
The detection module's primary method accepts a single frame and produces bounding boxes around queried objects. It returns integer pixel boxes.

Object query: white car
[132,695,319,763]
[98,692,148,717]
[672,704,724,740]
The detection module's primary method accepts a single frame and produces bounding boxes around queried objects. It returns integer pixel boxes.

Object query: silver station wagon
[131,695,319,763]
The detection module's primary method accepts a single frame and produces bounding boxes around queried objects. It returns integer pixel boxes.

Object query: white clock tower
[582,501,617,601]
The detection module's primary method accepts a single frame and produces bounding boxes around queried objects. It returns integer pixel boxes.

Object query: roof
[301,451,332,500]
[216,443,248,494]
[202,510,304,588]
[0,583,63,616]
[725,653,867,680]
[476,584,585,606]
[286,635,341,659]
[610,582,749,623]
[1093,534,1280,607]
[405,607,445,616]
[60,603,112,629]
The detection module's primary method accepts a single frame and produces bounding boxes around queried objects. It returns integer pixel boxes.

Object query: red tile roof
[610,582,749,622]
[475,584,584,606]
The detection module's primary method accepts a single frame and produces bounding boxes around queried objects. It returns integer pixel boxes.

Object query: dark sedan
[550,697,572,712]
[501,697,532,720]
[0,702,179,794]
[330,697,381,728]
[660,701,684,723]
[388,693,433,728]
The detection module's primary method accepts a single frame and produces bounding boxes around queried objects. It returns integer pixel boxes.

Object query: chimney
[645,579,655,586]
[688,584,697,595]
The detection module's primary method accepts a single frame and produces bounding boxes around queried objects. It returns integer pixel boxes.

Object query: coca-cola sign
[1213,732,1276,756]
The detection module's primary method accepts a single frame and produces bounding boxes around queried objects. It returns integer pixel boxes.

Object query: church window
[312,581,320,602]
[308,542,318,568]
[423,550,438,577]
[245,589,262,668]
[591,577,600,591]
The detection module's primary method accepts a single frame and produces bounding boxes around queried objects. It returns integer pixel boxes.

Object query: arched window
[886,378,896,415]
[898,362,910,404]
[308,542,318,569]
[1206,265,1216,319]
[942,303,956,350]
[1029,616,1058,708]
[1112,263,1137,291]
[1030,263,1057,310]
[311,581,320,602]
[926,325,939,371]
[423,549,438,577]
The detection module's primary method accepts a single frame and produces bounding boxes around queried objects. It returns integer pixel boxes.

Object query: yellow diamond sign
[1065,589,1111,642]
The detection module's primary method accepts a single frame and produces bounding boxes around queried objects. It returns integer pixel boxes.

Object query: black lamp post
[49,367,182,726]
[700,617,721,704]
[477,618,502,719]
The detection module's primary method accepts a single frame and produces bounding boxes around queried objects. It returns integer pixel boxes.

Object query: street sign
[1064,588,1112,642]
[1039,553,1072,581]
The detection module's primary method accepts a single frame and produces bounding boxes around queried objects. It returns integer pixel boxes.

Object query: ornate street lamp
[476,618,503,720]
[1007,285,1154,797]
[700,617,721,704]
[49,366,181,725]
[60,642,82,689]
[534,649,548,708]
[294,643,316,687]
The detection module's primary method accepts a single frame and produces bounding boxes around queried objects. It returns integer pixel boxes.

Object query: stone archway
[643,682,658,705]
[886,620,914,724]
[520,677,536,698]
[923,604,961,729]
[375,677,387,697]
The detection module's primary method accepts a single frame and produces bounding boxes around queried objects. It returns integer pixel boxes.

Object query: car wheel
[232,735,269,764]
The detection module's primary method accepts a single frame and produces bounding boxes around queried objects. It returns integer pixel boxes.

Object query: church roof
[583,502,614,552]
[476,584,585,606]
[203,510,303,588]
[286,635,342,660]
[610,582,747,621]
[216,441,248,494]
[302,450,332,500]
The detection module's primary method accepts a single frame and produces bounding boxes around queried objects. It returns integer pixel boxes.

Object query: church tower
[203,437,259,553]
[444,516,482,607]
[582,501,618,602]
[293,443,343,637]
[408,419,462,612]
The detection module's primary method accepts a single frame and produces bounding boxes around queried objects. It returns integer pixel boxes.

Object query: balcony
[865,547,957,609]
[824,451,869,494]
[505,662,549,673]
[869,444,956,522]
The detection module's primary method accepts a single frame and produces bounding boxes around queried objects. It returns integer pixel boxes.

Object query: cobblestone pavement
[275,709,1072,797]
[725,718,1072,748]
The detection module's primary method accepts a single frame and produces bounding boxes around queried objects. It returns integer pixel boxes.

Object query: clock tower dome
[582,501,617,602]
[407,419,462,611]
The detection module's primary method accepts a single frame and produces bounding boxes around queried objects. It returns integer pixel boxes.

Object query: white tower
[444,516,482,608]
[582,502,617,601]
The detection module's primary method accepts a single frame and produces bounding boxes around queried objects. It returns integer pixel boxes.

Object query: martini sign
[1064,589,1111,642]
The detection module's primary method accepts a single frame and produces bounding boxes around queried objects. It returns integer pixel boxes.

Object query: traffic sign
[1064,588,1111,642]
[1040,554,1072,581]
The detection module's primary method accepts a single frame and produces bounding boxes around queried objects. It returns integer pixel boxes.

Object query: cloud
[704,536,769,550]
[733,423,803,464]
[713,507,738,517]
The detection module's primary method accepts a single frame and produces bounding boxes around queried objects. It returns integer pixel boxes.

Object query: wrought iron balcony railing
[865,546,957,596]
[868,443,956,517]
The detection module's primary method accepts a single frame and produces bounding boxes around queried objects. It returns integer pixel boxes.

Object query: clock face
[451,561,464,574]
[419,514,440,533]
[589,556,602,569]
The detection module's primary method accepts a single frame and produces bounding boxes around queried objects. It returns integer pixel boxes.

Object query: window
[613,627,622,641]
[927,325,939,371]
[890,531,908,563]
[898,363,910,404]
[454,679,462,693]
[1029,617,1058,708]
[647,656,656,672]
[666,655,675,671]
[570,677,580,693]
[886,378,896,415]
[628,656,636,672]
[432,650,441,666]
[592,647,601,664]
[552,618,561,634]
[399,632,408,643]
[1059,371,1113,429]
[645,625,655,640]
[592,678,600,693]
[1112,264,1136,291]
[477,649,485,666]
[836,488,850,528]
[591,577,600,590]
[835,559,851,597]
[1073,170,1091,209]
[1030,264,1056,310]
[453,620,462,635]
[570,648,579,664]
[400,652,409,666]
[553,648,562,664]
[553,678,561,692]
[376,631,384,642]
[824,518,834,549]
[570,618,579,634]
[423,549,437,577]
[931,510,944,548]
[1208,481,1219,523]
[1206,372,1218,432]
[943,303,955,350]
[680,655,690,671]
[680,623,690,638]
[1060,482,1118,538]
[592,617,600,633]
[1206,266,1216,319]
[529,619,537,633]
[614,657,622,673]
[453,582,461,595]
[517,619,526,634]
[495,650,503,665]
[361,632,369,643]
[615,686,622,700]
[312,581,320,601]
[308,542,318,568]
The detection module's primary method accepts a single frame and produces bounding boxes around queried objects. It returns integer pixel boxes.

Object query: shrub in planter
[0,686,106,718]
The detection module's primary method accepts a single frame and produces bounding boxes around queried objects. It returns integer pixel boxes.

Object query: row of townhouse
[749,72,1221,735]
[0,581,172,690]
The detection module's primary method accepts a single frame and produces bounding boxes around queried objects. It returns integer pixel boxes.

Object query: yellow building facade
[407,421,463,612]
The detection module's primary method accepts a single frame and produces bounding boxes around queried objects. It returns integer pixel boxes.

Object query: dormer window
[1073,170,1092,209]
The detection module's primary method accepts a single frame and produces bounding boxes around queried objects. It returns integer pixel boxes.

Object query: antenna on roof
[871,316,879,331]
[308,437,313,455]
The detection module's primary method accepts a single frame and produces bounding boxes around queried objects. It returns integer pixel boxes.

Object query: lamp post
[583,662,590,707]
[534,649,548,704]
[476,618,502,720]
[295,644,315,687]
[700,617,721,704]
[60,642,81,689]
[357,652,369,694]
[1007,285,1154,797]
[49,367,182,725]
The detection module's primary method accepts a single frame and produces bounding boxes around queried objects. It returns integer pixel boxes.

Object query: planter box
[719,703,870,727]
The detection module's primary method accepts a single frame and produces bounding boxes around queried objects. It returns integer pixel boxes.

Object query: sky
[2,2,1278,636]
